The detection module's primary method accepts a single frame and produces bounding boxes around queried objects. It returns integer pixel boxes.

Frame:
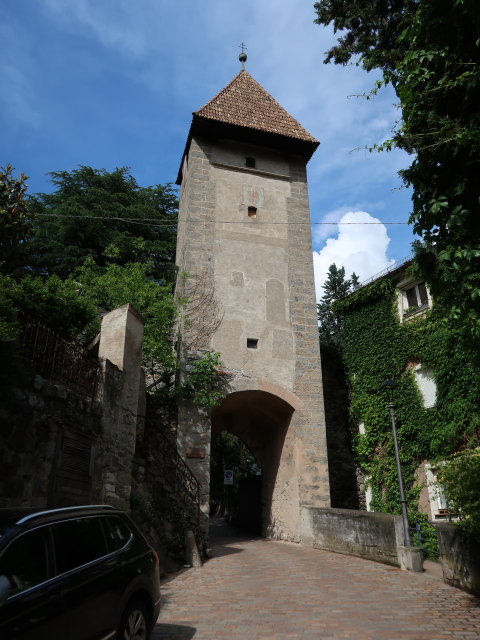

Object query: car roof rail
[16,504,115,525]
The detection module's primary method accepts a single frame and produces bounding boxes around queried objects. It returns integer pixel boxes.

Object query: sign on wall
[243,185,264,208]
[224,469,234,485]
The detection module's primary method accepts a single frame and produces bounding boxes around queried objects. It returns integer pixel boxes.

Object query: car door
[0,526,68,640]
[49,516,124,640]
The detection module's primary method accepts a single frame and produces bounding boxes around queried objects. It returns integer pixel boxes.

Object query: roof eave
[176,115,319,185]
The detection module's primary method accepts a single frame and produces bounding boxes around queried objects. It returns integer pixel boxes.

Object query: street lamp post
[380,379,412,547]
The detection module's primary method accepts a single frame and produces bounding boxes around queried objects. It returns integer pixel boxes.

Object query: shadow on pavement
[151,623,196,639]
[208,516,262,558]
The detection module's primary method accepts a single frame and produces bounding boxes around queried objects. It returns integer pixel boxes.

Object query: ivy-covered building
[335,259,480,524]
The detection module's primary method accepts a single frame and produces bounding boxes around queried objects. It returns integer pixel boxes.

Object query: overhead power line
[34,213,409,227]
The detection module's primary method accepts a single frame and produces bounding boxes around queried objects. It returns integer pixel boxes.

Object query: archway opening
[211,390,295,537]
[210,431,262,533]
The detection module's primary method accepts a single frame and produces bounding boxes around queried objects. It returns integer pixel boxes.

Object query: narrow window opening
[247,338,258,349]
[248,206,257,219]
[245,157,256,168]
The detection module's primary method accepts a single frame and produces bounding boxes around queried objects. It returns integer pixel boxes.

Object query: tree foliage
[0,272,99,398]
[176,351,224,409]
[70,258,177,382]
[0,165,32,276]
[437,447,480,538]
[27,166,178,282]
[317,263,359,350]
[314,0,480,333]
[314,0,418,71]
[0,164,224,407]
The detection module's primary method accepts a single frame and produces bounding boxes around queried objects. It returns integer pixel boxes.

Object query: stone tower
[175,67,330,541]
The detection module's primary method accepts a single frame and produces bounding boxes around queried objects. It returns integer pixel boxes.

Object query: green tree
[317,264,359,349]
[314,0,417,71]
[28,166,178,281]
[437,448,480,539]
[314,0,480,333]
[0,272,99,400]
[0,164,222,408]
[71,259,177,388]
[0,165,32,276]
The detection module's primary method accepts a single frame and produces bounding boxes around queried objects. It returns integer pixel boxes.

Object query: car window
[0,528,51,595]
[103,516,132,552]
[52,517,108,574]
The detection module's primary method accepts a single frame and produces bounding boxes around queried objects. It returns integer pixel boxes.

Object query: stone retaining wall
[300,506,408,567]
[436,522,480,596]
[0,304,144,511]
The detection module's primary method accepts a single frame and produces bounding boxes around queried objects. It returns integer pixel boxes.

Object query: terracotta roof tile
[194,70,318,144]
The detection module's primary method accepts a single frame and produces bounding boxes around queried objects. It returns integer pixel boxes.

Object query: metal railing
[19,313,99,397]
[155,428,201,532]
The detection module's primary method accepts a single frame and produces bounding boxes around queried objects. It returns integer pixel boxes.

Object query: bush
[437,447,480,539]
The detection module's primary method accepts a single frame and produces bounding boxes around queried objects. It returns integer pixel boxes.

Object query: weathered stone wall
[300,506,404,567]
[436,523,480,596]
[0,373,104,508]
[175,135,330,542]
[97,304,145,508]
[131,397,195,573]
[0,304,144,511]
[285,157,330,517]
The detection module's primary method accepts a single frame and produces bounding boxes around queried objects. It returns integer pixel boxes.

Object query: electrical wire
[34,213,409,227]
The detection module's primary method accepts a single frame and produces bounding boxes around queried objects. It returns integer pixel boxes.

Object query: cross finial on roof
[238,42,247,70]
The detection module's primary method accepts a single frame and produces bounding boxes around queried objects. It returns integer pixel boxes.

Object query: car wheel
[117,600,150,640]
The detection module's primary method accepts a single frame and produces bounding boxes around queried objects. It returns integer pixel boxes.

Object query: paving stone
[153,521,480,640]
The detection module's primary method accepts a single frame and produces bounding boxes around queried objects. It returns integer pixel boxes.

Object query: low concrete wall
[436,523,480,596]
[300,506,404,567]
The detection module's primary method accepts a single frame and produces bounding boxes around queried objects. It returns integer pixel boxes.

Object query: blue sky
[1,0,416,298]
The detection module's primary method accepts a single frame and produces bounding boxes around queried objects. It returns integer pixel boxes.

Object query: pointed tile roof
[194,70,318,144]
[176,70,319,184]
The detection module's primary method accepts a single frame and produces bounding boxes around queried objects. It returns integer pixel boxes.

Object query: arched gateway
[175,62,330,542]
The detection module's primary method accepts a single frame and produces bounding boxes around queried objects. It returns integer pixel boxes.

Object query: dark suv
[0,505,160,640]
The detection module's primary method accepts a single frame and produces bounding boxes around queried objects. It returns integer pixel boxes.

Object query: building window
[397,280,431,320]
[425,463,449,520]
[413,365,437,408]
[406,282,428,311]
[247,338,258,349]
[358,422,374,512]
[248,206,257,218]
[245,157,256,168]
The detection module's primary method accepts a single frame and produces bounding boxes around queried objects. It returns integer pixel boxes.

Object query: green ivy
[437,448,480,539]
[177,350,225,409]
[336,277,480,521]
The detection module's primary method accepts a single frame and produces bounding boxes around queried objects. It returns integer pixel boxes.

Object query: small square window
[248,206,257,218]
[245,157,256,168]
[247,338,258,349]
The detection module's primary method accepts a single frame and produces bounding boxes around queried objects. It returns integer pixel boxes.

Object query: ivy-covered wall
[336,273,480,517]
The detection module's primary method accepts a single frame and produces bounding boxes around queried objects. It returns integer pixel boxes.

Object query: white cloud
[313,211,394,301]
[312,200,387,246]
[312,206,353,244]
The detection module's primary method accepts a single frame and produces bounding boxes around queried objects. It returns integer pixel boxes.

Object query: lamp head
[380,379,399,391]
[380,379,399,404]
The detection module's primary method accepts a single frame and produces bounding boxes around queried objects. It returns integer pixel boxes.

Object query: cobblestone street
[153,520,480,640]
